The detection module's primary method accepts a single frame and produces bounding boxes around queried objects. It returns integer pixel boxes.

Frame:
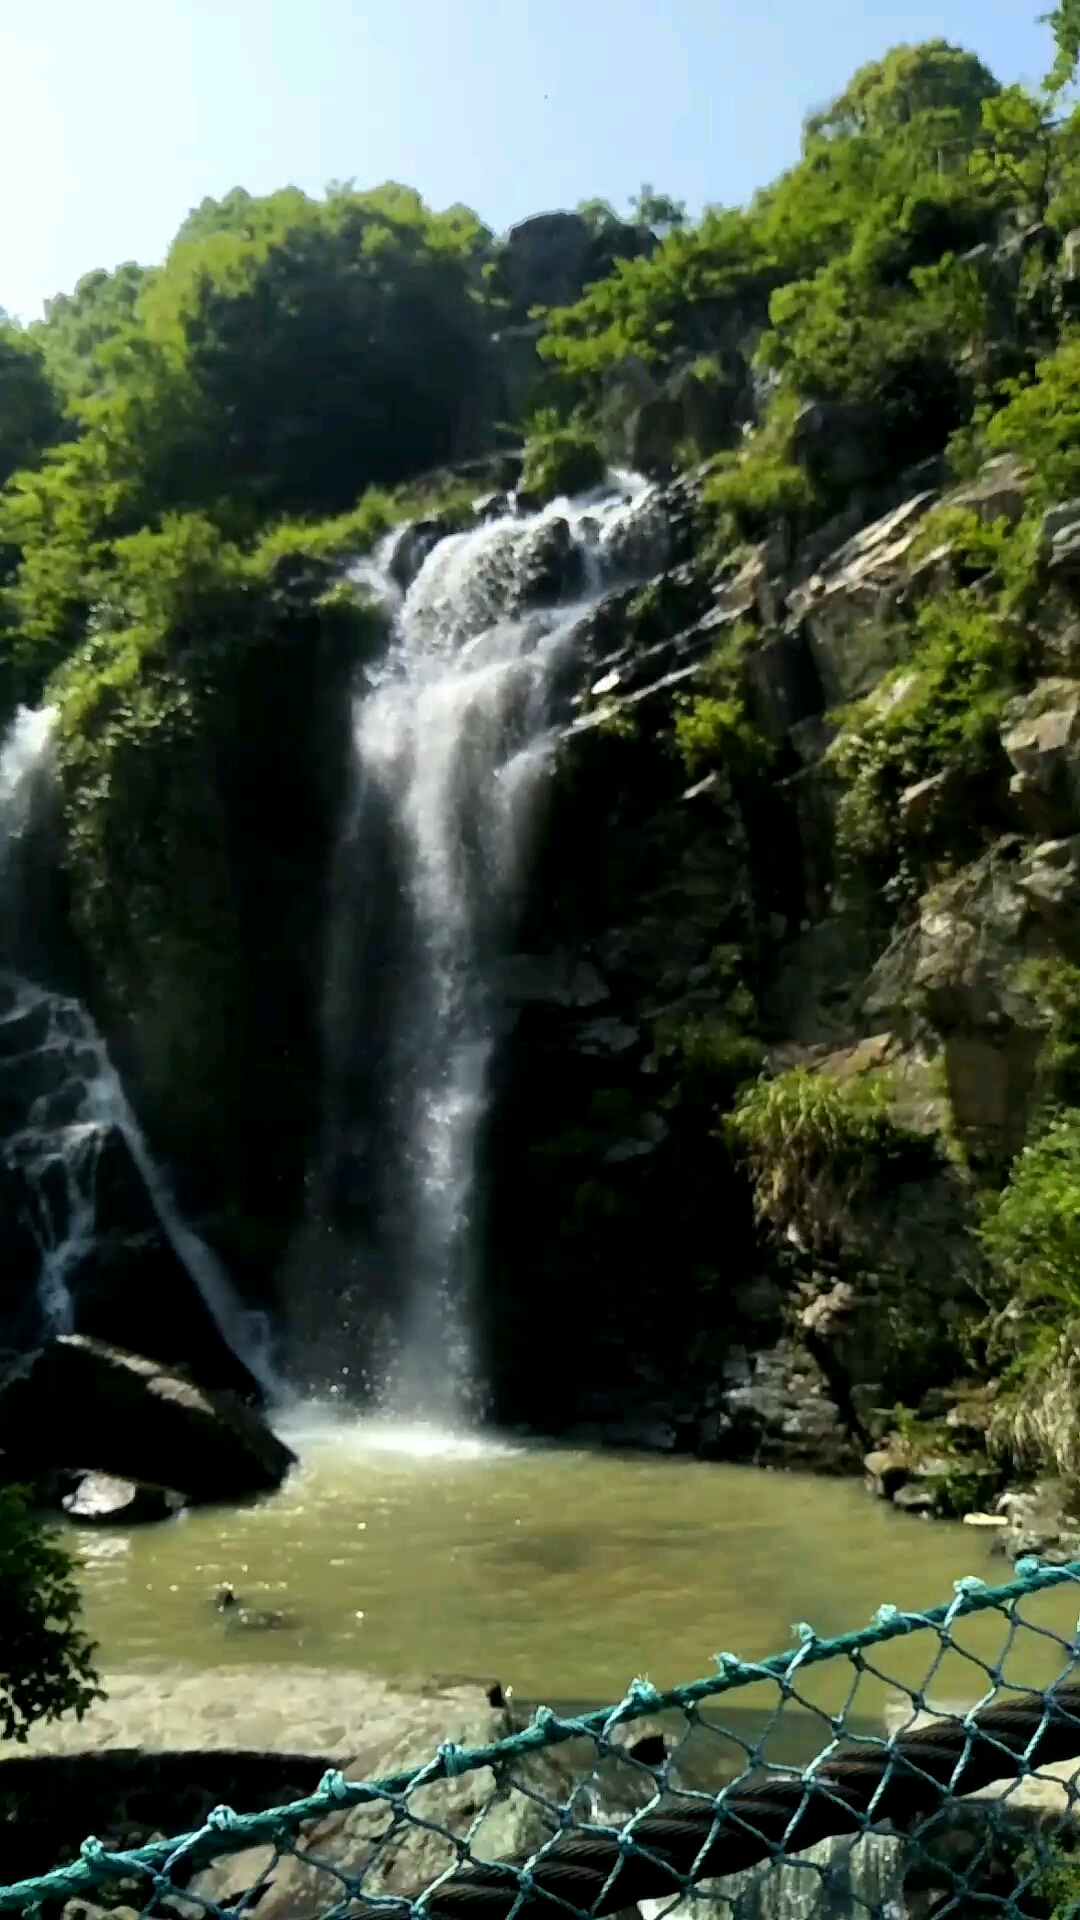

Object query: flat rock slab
[0,1667,503,1764]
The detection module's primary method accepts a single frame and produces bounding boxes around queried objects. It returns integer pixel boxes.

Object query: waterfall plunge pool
[68,1414,1080,1733]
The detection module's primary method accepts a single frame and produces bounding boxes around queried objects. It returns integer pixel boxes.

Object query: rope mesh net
[10,1558,1080,1920]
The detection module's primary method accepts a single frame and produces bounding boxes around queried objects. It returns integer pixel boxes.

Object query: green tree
[37,263,151,404]
[1044,0,1080,93]
[970,84,1061,219]
[128,183,498,519]
[804,41,999,144]
[0,325,66,489]
[0,1484,101,1742]
[631,184,687,232]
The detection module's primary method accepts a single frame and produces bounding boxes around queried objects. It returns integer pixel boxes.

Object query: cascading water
[312,476,669,1420]
[0,708,272,1390]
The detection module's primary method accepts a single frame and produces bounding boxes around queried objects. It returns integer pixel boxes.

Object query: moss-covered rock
[48,517,385,1286]
[517,416,606,508]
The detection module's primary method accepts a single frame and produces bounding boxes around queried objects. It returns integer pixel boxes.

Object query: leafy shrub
[0,1484,101,1742]
[675,695,771,779]
[980,1111,1080,1479]
[727,1065,936,1253]
[982,334,1080,504]
[517,412,606,505]
[829,588,1024,877]
[1011,957,1080,1111]
[702,397,816,543]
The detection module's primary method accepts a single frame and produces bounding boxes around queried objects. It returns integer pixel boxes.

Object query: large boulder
[0,1336,294,1505]
[492,211,653,323]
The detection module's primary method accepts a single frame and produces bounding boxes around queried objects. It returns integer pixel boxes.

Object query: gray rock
[863,1448,910,1501]
[1018,832,1080,922]
[574,1017,640,1056]
[945,454,1027,528]
[892,1480,938,1515]
[61,1470,182,1525]
[1001,678,1080,833]
[386,519,449,594]
[1041,500,1080,546]
[498,952,609,1008]
[193,1698,581,1920]
[604,1112,668,1161]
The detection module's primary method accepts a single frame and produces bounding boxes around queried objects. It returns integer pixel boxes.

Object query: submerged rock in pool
[215,1584,297,1630]
[62,1470,183,1526]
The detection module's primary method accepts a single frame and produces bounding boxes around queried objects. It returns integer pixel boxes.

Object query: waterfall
[0,708,272,1391]
[313,476,668,1420]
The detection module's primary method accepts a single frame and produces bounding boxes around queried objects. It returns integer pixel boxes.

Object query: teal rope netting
[8,1556,1080,1918]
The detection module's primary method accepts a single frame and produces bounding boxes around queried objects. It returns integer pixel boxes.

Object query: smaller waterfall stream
[316,477,669,1418]
[0,708,272,1390]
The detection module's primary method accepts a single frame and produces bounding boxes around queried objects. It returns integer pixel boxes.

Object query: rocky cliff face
[471,451,1080,1470]
[15,436,1080,1479]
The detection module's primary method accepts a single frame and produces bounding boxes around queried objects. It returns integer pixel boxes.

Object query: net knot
[622,1678,662,1713]
[318,1769,353,1805]
[1015,1555,1045,1578]
[79,1838,108,1866]
[438,1742,467,1777]
[954,1576,988,1596]
[206,1805,242,1833]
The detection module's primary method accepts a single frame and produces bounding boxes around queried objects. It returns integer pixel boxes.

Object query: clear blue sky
[0,0,1057,323]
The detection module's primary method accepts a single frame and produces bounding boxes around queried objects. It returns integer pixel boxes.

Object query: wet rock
[892,1480,939,1515]
[993,1485,1080,1563]
[387,519,448,595]
[603,1111,668,1162]
[718,1338,859,1474]
[863,1448,909,1501]
[61,1470,181,1526]
[598,485,674,579]
[0,1336,294,1505]
[510,516,585,611]
[574,1017,640,1056]
[472,491,511,523]
[498,952,609,1008]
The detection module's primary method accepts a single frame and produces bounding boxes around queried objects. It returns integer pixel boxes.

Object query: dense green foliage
[518,411,606,506]
[535,30,1080,506]
[0,1485,100,1742]
[0,183,501,715]
[979,1114,1080,1479]
[728,1066,936,1255]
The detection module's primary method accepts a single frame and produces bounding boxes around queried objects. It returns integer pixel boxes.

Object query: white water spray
[324,477,665,1419]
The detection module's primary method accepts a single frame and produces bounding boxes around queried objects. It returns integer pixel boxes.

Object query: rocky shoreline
[8,1666,1080,1920]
